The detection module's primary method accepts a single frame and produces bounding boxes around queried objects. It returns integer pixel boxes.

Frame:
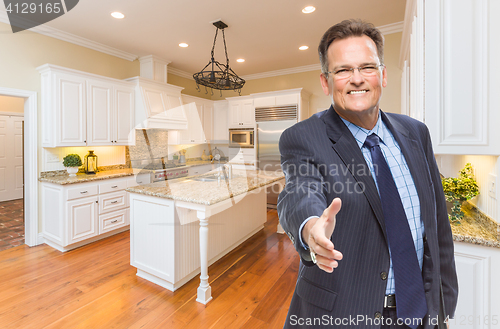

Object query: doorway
[0,102,25,251]
[0,87,37,247]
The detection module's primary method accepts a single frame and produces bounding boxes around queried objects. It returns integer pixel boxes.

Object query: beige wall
[171,32,403,118]
[0,95,25,113]
[167,74,212,100]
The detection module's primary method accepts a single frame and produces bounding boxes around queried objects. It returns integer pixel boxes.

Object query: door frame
[0,87,38,247]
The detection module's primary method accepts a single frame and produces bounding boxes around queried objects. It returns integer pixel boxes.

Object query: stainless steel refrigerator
[256,117,297,206]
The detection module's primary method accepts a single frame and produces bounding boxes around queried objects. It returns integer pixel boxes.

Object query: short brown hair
[318,19,384,74]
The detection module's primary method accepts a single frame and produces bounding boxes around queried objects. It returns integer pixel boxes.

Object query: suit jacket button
[380,272,388,280]
[374,312,382,319]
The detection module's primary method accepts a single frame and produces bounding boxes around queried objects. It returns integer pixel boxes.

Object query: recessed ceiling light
[179,43,189,48]
[299,46,309,50]
[111,12,125,19]
[302,6,316,14]
[236,58,245,63]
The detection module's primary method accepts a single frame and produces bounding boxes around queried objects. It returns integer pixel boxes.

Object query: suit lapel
[321,107,387,240]
[382,112,433,231]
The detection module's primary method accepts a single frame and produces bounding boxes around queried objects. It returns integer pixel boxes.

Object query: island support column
[196,210,212,304]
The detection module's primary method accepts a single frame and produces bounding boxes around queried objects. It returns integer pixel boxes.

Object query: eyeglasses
[325,64,384,80]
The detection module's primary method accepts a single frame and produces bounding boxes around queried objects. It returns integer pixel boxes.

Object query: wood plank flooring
[0,208,299,328]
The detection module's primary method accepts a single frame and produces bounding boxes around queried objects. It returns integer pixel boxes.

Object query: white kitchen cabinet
[213,100,229,142]
[67,195,98,245]
[203,104,214,142]
[188,164,213,177]
[401,0,500,155]
[50,72,87,146]
[450,241,500,329]
[228,147,255,165]
[228,97,254,128]
[41,176,131,252]
[86,79,113,146]
[37,64,135,147]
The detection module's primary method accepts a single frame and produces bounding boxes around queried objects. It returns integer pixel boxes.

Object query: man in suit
[277,19,458,328]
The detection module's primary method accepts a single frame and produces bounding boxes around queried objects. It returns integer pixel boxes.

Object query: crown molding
[378,21,404,35]
[0,9,138,61]
[168,67,193,79]
[242,64,321,81]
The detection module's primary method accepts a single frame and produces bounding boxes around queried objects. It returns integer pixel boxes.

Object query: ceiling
[3,0,407,77]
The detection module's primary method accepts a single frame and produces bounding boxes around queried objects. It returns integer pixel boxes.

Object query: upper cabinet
[401,0,500,155]
[168,94,212,145]
[213,100,229,143]
[37,64,135,147]
[227,96,254,128]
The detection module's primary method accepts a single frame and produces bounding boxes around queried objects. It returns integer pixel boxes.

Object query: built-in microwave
[229,128,254,148]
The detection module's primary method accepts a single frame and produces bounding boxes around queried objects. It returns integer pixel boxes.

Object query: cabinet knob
[80,191,88,194]
[111,185,118,188]
[111,200,118,204]
[111,219,118,224]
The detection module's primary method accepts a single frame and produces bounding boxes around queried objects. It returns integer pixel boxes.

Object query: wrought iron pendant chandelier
[193,21,245,95]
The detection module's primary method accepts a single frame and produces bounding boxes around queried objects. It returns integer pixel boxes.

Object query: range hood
[126,56,188,130]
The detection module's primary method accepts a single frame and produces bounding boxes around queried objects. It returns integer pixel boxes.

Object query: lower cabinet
[188,164,214,177]
[42,176,132,252]
[228,148,255,165]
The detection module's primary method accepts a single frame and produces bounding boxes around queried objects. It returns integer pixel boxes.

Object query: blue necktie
[364,134,427,328]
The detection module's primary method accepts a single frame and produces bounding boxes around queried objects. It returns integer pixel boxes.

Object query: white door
[0,114,24,202]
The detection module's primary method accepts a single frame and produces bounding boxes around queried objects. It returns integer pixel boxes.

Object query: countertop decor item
[442,163,479,224]
[84,150,98,174]
[201,150,209,161]
[193,20,245,96]
[62,154,82,177]
[179,149,186,164]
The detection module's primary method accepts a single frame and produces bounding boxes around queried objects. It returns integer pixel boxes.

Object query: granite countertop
[39,168,136,185]
[126,169,285,206]
[450,201,500,248]
[38,161,225,185]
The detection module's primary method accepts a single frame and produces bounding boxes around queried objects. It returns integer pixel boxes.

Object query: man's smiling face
[320,35,387,128]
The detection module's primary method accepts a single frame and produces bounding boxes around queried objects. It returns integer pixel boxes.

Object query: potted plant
[441,163,479,224]
[63,154,82,176]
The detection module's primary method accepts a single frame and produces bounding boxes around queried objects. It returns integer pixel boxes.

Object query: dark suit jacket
[277,107,458,328]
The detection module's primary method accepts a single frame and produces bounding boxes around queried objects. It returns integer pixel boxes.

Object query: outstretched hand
[302,198,343,273]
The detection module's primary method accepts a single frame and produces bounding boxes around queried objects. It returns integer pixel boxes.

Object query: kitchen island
[126,169,285,304]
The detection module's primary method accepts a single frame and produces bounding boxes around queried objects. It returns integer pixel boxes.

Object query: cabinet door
[55,73,87,146]
[228,102,241,128]
[203,104,213,142]
[87,80,113,146]
[180,102,204,143]
[114,86,134,145]
[240,100,255,126]
[213,102,229,141]
[67,196,98,245]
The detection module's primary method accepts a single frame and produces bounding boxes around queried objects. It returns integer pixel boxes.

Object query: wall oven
[229,128,254,148]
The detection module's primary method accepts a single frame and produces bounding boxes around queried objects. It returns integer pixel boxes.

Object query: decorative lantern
[84,150,98,174]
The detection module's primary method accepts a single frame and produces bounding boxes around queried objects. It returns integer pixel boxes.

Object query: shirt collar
[339,112,385,149]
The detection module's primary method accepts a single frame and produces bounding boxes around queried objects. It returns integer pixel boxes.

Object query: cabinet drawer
[99,190,127,214]
[99,179,127,194]
[67,184,98,201]
[99,208,129,234]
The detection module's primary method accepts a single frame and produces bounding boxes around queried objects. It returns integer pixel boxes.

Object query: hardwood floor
[0,208,298,328]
